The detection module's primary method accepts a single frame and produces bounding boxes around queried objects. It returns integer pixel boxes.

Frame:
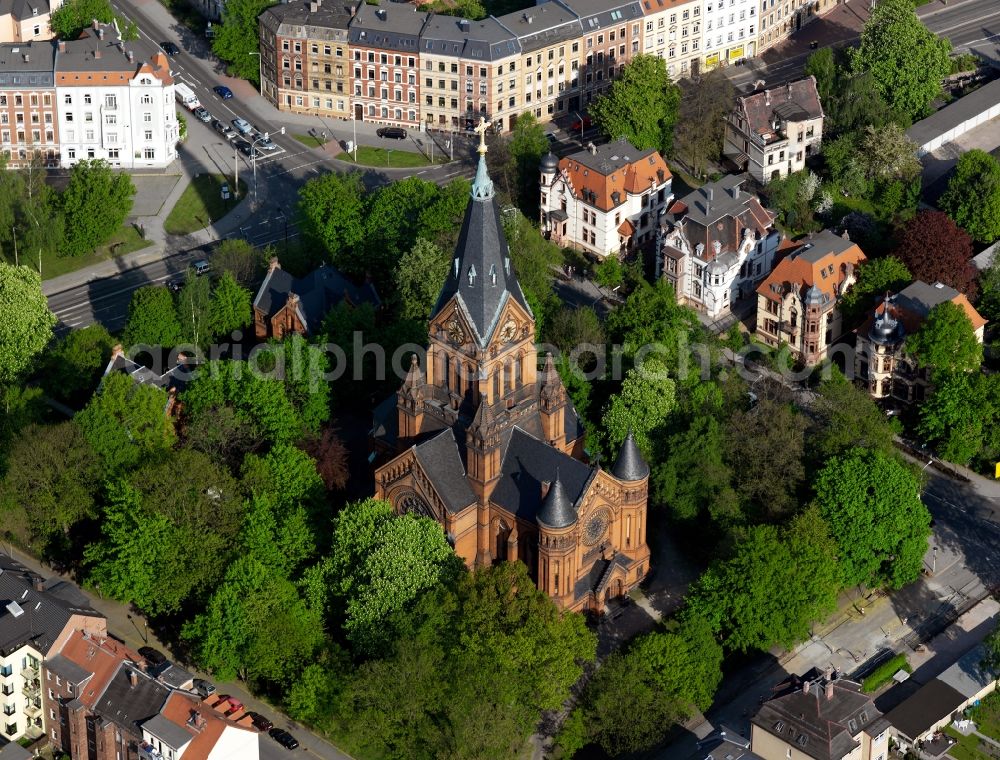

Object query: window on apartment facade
[144,130,153,140]
[144,148,155,159]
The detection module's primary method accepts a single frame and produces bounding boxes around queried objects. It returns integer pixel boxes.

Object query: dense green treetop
[906,300,983,376]
[122,286,182,349]
[810,369,897,460]
[39,324,115,408]
[50,0,113,39]
[209,271,252,340]
[918,372,1000,466]
[0,264,56,383]
[60,160,134,256]
[939,149,1000,244]
[508,113,549,214]
[839,256,911,327]
[298,171,367,273]
[394,238,449,320]
[211,0,276,84]
[601,359,675,457]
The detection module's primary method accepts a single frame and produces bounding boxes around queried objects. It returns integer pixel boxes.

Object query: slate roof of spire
[431,154,530,345]
[536,473,577,528]
[612,431,649,481]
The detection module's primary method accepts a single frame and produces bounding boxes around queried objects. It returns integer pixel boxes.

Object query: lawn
[341,146,445,169]
[164,174,247,236]
[944,725,990,760]
[293,133,327,149]
[36,226,151,281]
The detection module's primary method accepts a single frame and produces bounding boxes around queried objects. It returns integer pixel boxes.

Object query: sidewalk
[2,544,353,760]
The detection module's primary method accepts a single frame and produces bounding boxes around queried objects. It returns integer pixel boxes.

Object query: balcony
[139,741,165,760]
[23,700,41,718]
[21,679,39,697]
[20,665,37,681]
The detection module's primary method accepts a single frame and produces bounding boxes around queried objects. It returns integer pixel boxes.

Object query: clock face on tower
[583,508,610,546]
[446,315,466,345]
[499,319,518,343]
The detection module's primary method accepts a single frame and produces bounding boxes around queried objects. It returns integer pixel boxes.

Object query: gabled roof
[102,349,197,396]
[883,678,965,741]
[756,230,866,305]
[348,0,428,50]
[557,138,672,212]
[495,2,583,52]
[0,41,56,88]
[420,14,520,61]
[157,691,258,760]
[96,663,171,734]
[56,24,172,83]
[558,0,643,28]
[736,77,824,137]
[259,0,353,38]
[413,429,477,514]
[58,630,140,709]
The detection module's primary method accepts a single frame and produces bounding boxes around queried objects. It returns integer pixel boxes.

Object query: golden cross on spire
[474,116,489,156]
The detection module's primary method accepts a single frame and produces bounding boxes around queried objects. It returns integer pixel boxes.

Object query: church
[372,124,651,613]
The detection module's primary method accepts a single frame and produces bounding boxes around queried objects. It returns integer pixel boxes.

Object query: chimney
[127,50,134,62]
[540,480,551,500]
[825,681,834,700]
[732,184,739,200]
[94,48,101,59]
[33,577,44,592]
[375,8,386,20]
[459,18,470,31]
[309,1,318,11]
[268,256,281,272]
[58,40,65,52]
[111,343,123,360]
[22,53,28,62]
[764,89,770,106]
[787,82,793,101]
[92,17,99,29]
[128,669,138,687]
[803,680,810,694]
[97,26,104,39]
[706,187,714,202]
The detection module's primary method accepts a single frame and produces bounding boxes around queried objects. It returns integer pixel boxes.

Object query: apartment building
[702,0,757,70]
[560,0,643,108]
[348,0,425,128]
[854,281,986,403]
[0,553,105,744]
[723,76,824,183]
[494,3,582,129]
[758,0,838,55]
[259,0,353,119]
[55,23,178,169]
[660,174,780,319]
[0,0,63,43]
[639,0,702,81]
[0,40,57,167]
[419,14,519,132]
[754,229,865,366]
[539,138,672,257]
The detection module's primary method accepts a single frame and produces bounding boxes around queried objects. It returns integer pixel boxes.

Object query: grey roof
[142,712,193,751]
[430,164,531,346]
[937,642,1000,699]
[253,262,379,333]
[567,137,659,176]
[677,174,754,226]
[348,0,428,51]
[558,0,643,30]
[420,15,520,61]
[95,664,171,734]
[413,429,477,514]
[907,77,1000,149]
[0,41,55,89]
[0,553,100,657]
[156,663,194,690]
[537,474,576,528]
[884,678,966,741]
[495,2,583,53]
[973,241,998,272]
[694,725,764,760]
[0,742,31,760]
[56,25,167,75]
[895,279,961,320]
[103,353,198,395]
[795,229,857,263]
[44,653,94,685]
[492,427,593,522]
[259,0,353,38]
[611,430,648,481]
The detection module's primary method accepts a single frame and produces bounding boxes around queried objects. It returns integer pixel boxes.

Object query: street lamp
[573,111,585,143]
[248,52,263,98]
[349,100,363,161]
[252,127,285,206]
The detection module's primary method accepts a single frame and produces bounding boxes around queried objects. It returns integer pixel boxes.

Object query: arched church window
[399,491,435,520]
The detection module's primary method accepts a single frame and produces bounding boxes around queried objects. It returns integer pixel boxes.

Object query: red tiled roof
[59,631,140,708]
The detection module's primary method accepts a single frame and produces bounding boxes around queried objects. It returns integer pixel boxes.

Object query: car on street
[192,259,211,276]
[212,119,234,138]
[193,106,211,123]
[161,41,179,56]
[255,136,277,151]
[193,679,216,698]
[570,114,592,131]
[247,712,273,732]
[231,118,252,135]
[234,139,256,158]
[138,646,167,667]
[166,279,183,293]
[268,728,299,750]
[214,85,233,99]
[376,126,407,140]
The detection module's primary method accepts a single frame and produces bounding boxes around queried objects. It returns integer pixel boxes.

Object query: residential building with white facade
[702,0,757,71]
[55,22,178,169]
[639,0,702,81]
[723,76,823,183]
[540,138,672,258]
[757,0,837,55]
[659,174,780,319]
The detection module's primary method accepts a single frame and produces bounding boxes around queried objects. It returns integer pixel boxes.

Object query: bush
[862,653,911,692]
[950,53,980,75]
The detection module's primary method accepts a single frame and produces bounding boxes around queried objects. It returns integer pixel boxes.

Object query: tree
[839,256,911,327]
[606,278,702,368]
[208,271,252,339]
[49,0,113,39]
[211,0,277,84]
[594,256,624,288]
[274,334,331,434]
[0,422,99,560]
[394,238,449,320]
[60,160,134,255]
[298,171,366,270]
[822,133,869,198]
[508,113,549,214]
[810,369,896,461]
[849,0,951,121]
[183,555,324,684]
[673,70,735,177]
[906,300,983,377]
[213,238,264,288]
[590,54,681,156]
[0,264,56,383]
[918,372,1000,465]
[501,210,563,337]
[298,426,349,491]
[761,169,820,234]
[684,507,840,652]
[122,286,182,349]
[572,615,723,755]
[601,360,676,457]
[940,149,1000,244]
[892,211,978,296]
[858,123,921,184]
[363,177,442,282]
[75,372,175,474]
[545,305,604,355]
[39,324,115,408]
[978,251,1000,324]
[815,449,929,589]
[177,273,212,348]
[805,47,838,103]
[982,626,1000,677]
[826,71,903,138]
[327,498,464,655]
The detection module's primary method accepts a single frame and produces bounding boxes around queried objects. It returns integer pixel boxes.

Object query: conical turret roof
[611,430,649,481]
[537,473,576,529]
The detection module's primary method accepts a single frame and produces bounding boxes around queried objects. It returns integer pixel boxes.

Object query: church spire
[471,117,494,201]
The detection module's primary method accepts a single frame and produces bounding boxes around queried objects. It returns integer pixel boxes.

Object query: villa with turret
[371,124,651,613]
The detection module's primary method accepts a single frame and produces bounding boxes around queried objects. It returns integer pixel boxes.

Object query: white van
[175,83,200,111]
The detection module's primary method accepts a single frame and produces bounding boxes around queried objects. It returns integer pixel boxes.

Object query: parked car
[212,119,234,138]
[269,728,299,750]
[231,117,252,135]
[376,126,407,140]
[234,139,255,158]
[192,259,211,276]
[161,41,179,56]
[255,136,277,151]
[248,712,273,732]
[193,106,211,123]
[213,85,233,99]
[138,647,167,667]
[166,278,183,293]
[217,695,244,713]
[192,679,216,698]
[570,114,592,131]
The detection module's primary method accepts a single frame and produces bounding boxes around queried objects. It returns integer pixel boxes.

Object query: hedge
[862,653,912,693]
